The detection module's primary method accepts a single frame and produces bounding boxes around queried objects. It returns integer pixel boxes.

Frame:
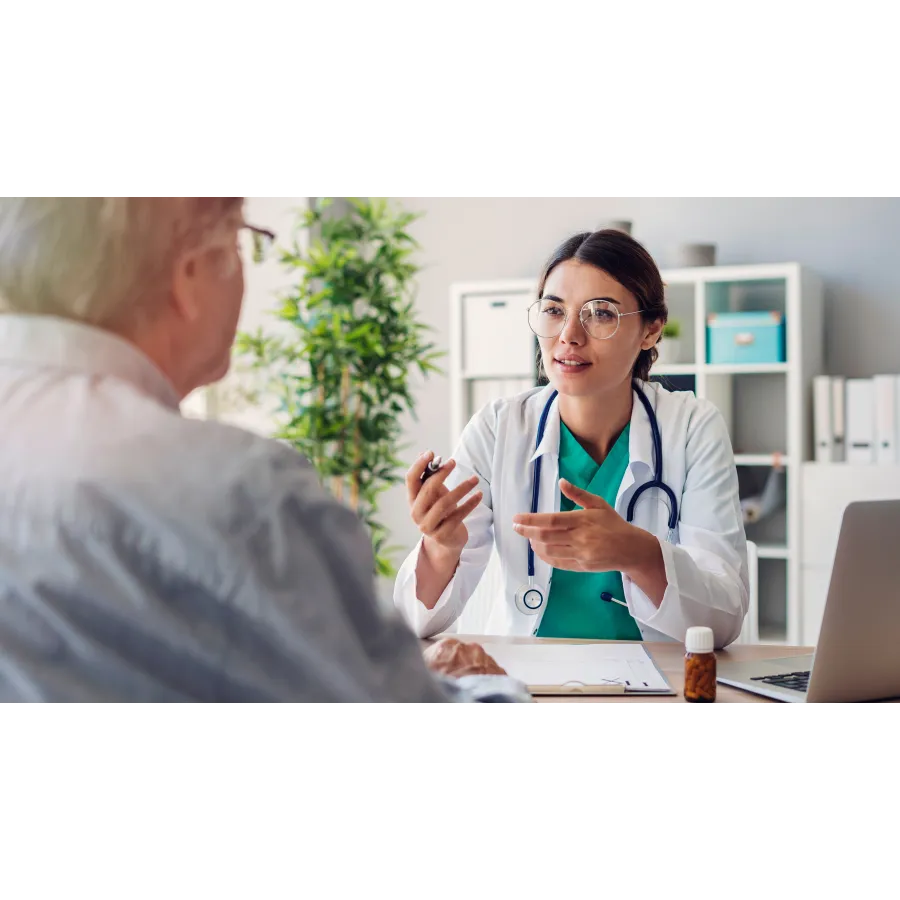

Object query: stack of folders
[814,375,900,464]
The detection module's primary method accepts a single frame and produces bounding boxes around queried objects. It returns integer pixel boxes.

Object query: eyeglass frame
[239,222,277,261]
[241,222,276,243]
[527,297,645,341]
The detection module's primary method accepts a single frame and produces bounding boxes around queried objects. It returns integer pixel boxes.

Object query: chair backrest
[738,539,759,644]
[452,547,503,634]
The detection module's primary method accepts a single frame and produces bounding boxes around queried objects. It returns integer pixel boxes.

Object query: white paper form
[479,642,673,694]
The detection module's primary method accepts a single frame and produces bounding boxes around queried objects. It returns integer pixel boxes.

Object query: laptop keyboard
[751,671,810,692]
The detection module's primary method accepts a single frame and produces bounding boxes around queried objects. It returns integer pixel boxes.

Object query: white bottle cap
[685,626,714,654]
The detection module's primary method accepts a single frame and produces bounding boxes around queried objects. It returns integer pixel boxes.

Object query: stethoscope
[514,380,680,616]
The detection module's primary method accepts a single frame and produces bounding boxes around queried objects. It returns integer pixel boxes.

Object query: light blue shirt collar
[0,314,180,409]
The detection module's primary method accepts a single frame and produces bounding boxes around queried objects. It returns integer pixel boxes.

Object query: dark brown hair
[536,229,667,381]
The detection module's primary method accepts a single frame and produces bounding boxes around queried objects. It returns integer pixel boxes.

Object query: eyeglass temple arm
[245,224,276,241]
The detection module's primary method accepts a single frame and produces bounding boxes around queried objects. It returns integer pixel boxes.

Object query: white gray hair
[0,198,244,328]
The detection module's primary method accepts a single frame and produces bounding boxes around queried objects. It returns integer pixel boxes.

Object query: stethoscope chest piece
[515,584,545,615]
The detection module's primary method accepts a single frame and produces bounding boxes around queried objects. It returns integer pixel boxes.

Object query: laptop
[717,500,900,703]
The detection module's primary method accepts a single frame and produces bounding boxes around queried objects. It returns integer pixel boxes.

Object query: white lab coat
[394,381,749,648]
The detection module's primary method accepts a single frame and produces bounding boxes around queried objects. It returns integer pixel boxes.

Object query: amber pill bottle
[684,626,716,703]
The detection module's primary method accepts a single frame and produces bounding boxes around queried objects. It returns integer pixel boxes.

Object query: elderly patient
[0,198,518,702]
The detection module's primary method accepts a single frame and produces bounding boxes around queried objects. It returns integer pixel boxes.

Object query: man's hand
[423,638,506,678]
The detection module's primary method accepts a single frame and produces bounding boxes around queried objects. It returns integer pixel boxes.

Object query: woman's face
[537,260,661,398]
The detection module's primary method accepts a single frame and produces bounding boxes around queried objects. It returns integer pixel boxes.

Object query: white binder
[896,375,900,466]
[831,375,846,463]
[846,378,875,464]
[874,375,897,464]
[813,375,833,463]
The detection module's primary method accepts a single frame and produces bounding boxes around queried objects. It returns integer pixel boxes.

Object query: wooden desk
[445,636,813,702]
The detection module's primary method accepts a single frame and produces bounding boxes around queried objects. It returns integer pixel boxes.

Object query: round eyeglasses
[527,298,643,340]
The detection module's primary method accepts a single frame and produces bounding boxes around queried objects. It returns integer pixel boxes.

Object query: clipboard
[478,642,676,697]
[530,683,628,696]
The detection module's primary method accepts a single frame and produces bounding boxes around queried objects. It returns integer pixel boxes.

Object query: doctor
[394,229,748,647]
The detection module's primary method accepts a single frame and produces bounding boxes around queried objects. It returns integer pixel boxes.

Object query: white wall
[381,197,900,567]
[209,197,308,435]
[239,197,307,339]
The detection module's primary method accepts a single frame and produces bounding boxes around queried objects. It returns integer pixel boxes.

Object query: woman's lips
[553,358,592,374]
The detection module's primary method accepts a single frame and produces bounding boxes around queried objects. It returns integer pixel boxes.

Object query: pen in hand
[420,455,443,483]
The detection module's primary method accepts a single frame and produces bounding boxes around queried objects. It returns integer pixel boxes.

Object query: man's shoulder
[177,415,314,478]
[43,408,336,541]
[47,413,369,594]
[154,414,333,520]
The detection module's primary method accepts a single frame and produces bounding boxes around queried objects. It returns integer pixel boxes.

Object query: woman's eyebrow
[587,295,621,305]
[540,293,621,306]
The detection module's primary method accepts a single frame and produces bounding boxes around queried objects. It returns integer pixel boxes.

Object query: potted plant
[235,198,442,576]
[656,319,683,365]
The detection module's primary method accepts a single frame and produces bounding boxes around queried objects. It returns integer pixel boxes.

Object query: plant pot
[656,338,682,365]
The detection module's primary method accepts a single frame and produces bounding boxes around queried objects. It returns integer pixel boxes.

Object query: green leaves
[235,197,438,576]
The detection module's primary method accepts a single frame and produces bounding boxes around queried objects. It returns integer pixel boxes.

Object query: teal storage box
[707,311,785,365]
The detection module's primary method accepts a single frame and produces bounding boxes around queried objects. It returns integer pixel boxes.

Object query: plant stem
[335,365,351,504]
[350,399,362,512]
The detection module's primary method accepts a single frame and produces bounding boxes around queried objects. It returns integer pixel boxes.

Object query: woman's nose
[559,311,585,343]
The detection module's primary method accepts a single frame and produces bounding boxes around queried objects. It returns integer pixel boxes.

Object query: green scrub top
[536,421,643,641]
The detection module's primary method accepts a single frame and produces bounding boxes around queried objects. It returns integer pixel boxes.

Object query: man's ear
[171,251,202,324]
[641,317,664,351]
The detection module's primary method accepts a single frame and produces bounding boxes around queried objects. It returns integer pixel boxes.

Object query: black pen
[421,455,443,483]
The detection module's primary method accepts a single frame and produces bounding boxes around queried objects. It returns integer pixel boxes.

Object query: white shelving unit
[450,263,824,643]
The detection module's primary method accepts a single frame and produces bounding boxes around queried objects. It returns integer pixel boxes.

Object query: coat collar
[527,385,562,464]
[527,380,658,487]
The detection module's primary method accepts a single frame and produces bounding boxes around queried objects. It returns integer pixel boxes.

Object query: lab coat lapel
[527,389,561,593]
[616,382,656,522]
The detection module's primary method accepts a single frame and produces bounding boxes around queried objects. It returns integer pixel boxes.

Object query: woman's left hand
[512,479,644,573]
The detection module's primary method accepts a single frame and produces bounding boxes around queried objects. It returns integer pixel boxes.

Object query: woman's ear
[641,318,664,351]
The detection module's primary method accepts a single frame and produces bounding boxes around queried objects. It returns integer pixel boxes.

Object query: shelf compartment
[739,465,789,548]
[757,558,788,645]
[706,372,788,457]
[705,277,788,319]
[662,281,697,366]
[756,544,791,560]
[734,453,790,467]
[650,372,696,396]
[757,627,789,646]
[705,362,789,375]
[652,363,698,376]
[461,291,536,378]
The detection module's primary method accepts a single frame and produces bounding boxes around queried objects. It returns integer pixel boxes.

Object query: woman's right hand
[406,451,483,558]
